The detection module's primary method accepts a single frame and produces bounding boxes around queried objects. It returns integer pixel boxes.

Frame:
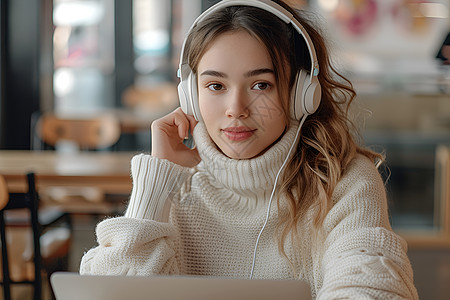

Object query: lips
[222,126,256,142]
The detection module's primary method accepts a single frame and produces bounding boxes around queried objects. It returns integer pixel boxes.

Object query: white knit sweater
[80,121,418,300]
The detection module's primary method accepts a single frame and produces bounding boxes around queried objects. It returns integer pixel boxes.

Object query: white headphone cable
[249,114,307,279]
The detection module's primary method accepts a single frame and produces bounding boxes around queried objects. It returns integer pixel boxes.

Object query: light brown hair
[183,0,383,263]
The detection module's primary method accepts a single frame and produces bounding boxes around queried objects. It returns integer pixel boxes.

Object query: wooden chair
[32,113,125,216]
[34,113,121,151]
[436,145,450,240]
[0,173,72,300]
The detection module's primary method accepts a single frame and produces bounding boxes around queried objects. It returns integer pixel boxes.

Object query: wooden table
[0,150,137,194]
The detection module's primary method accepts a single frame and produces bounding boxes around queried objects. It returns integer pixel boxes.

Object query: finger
[174,107,198,139]
[185,113,198,134]
[172,109,191,140]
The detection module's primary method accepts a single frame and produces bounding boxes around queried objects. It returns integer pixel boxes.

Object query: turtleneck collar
[193,120,300,198]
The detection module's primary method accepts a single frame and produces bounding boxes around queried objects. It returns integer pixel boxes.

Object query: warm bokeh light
[53,1,104,26]
[419,2,448,18]
[54,68,75,98]
[318,0,339,11]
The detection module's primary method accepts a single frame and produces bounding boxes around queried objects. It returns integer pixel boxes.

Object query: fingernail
[184,136,189,140]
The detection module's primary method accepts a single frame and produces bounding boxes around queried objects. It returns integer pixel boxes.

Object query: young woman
[80,1,418,298]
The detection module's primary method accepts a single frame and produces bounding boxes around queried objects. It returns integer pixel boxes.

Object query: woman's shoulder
[332,153,386,206]
[341,153,384,188]
[324,153,390,231]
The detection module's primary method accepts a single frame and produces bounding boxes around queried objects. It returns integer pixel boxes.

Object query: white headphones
[177,0,322,121]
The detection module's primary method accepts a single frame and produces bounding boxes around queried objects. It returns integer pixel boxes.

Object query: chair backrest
[1,173,72,300]
[0,173,42,300]
[436,145,450,237]
[0,175,8,211]
[35,113,121,150]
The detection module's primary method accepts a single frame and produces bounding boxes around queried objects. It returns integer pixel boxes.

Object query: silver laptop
[50,272,311,300]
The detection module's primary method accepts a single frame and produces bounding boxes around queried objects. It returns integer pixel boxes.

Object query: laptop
[50,272,312,300]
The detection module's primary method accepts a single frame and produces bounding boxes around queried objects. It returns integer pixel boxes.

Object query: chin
[220,145,267,160]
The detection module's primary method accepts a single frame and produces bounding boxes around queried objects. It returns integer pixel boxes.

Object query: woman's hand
[151,107,200,167]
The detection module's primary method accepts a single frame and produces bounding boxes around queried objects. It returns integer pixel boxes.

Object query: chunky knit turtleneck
[81,120,419,300]
[194,120,299,200]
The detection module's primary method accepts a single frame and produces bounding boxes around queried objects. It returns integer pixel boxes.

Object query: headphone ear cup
[178,69,202,121]
[189,73,202,121]
[178,65,194,116]
[178,80,192,116]
[291,70,308,120]
[303,79,321,115]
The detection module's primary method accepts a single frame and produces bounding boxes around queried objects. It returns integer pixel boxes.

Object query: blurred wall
[1,0,41,150]
[0,0,5,148]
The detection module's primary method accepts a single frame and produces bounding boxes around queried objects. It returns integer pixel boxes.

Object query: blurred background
[0,0,450,299]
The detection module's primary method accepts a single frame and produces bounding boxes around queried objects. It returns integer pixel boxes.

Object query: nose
[226,90,249,119]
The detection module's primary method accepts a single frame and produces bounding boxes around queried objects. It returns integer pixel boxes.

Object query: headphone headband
[177,0,322,121]
[179,0,319,81]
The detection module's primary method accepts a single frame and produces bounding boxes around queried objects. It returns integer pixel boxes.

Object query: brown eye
[207,83,223,91]
[252,82,270,91]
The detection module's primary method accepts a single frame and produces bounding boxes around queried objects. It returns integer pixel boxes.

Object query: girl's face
[197,31,287,159]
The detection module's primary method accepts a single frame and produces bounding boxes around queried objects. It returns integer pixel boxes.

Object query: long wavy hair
[184,0,383,262]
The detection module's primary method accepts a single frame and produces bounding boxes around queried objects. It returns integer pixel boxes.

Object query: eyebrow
[199,68,274,78]
[245,68,274,77]
[200,70,227,78]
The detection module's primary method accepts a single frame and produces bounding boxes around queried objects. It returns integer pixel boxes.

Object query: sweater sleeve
[316,157,419,300]
[79,154,192,276]
[124,154,192,222]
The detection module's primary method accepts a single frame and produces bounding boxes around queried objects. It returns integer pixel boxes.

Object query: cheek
[255,94,287,127]
[198,93,219,127]
[198,93,209,119]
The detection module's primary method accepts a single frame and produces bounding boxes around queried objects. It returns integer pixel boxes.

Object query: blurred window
[133,0,171,86]
[132,0,201,87]
[53,0,115,114]
[312,0,450,233]
[312,0,450,94]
